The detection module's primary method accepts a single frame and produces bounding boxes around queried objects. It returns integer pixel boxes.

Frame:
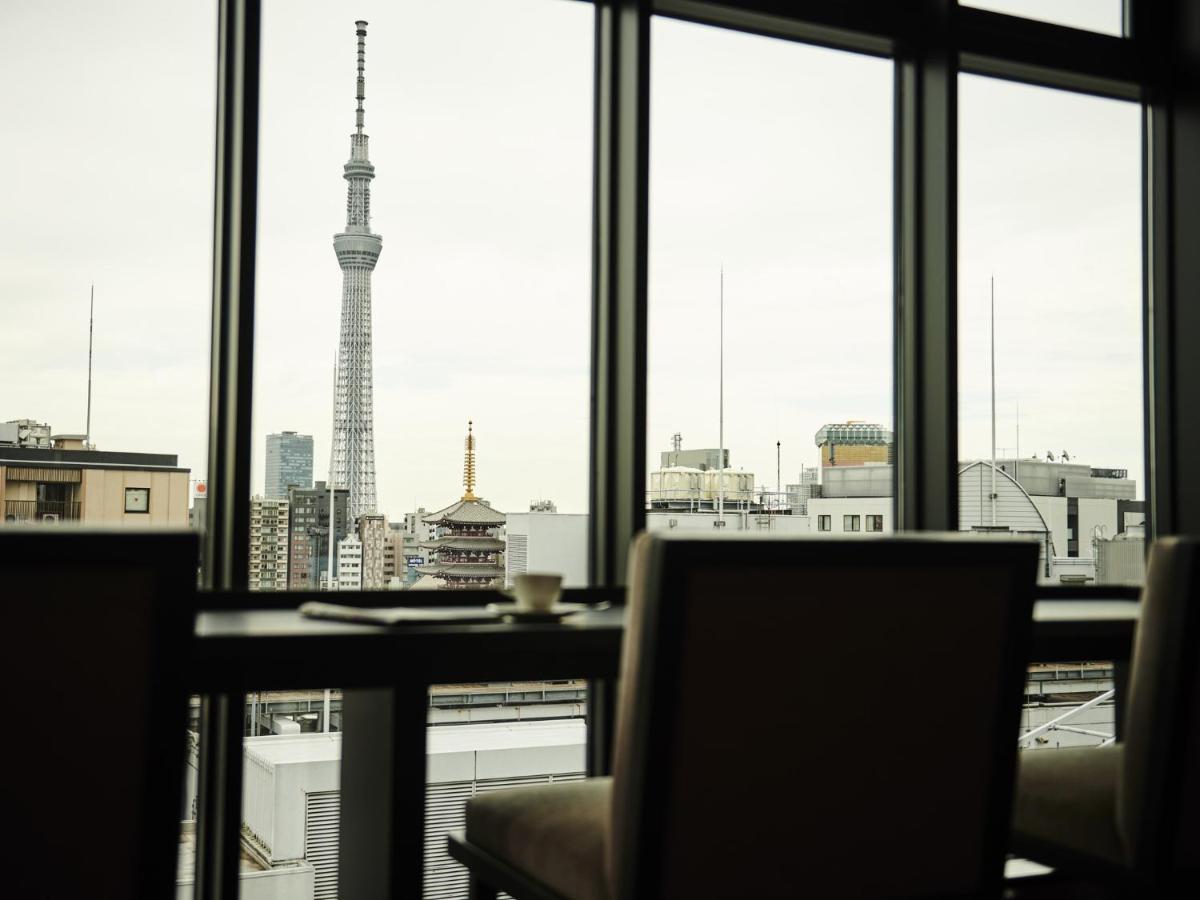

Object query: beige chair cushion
[465,778,612,900]
[1013,745,1126,866]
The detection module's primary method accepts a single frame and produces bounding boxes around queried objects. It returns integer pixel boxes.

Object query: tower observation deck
[332,19,381,521]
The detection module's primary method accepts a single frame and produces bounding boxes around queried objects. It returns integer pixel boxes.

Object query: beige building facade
[1,441,189,527]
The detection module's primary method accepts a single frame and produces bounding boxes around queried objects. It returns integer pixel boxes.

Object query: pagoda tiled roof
[423,498,507,525]
[420,536,506,552]
[416,563,506,578]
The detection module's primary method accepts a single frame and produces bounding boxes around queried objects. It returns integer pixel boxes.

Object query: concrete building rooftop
[0,444,184,471]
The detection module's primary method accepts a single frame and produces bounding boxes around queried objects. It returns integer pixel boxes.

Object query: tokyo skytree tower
[332,20,381,520]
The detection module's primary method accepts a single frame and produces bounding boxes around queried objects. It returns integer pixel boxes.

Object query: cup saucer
[486,601,590,622]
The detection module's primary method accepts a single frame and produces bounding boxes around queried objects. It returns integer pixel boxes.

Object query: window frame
[124,487,151,514]
[146,1,1200,895]
[193,0,1194,598]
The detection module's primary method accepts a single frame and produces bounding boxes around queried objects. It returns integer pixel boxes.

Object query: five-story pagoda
[417,422,506,589]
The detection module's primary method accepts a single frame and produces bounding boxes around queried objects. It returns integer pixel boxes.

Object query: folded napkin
[299,601,501,626]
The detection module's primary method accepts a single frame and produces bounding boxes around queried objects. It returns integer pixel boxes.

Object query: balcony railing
[4,500,82,522]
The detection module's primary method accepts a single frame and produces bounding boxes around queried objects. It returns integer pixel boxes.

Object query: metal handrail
[1019,688,1115,745]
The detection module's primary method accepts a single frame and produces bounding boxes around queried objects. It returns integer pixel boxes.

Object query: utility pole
[990,275,997,527]
[717,266,725,527]
[86,284,94,448]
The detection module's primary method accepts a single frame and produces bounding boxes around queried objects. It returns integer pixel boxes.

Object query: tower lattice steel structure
[332,19,380,521]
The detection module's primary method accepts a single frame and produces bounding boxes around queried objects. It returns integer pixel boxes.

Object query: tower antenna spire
[462,420,477,501]
[355,20,367,135]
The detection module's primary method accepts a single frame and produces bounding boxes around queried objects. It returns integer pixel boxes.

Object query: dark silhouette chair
[4,529,197,899]
[1012,536,1200,890]
[449,532,1038,899]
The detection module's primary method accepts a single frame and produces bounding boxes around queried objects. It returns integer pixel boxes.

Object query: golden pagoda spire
[462,420,477,500]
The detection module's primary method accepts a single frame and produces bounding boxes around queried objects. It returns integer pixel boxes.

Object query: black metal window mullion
[1141,0,1200,537]
[896,2,958,533]
[196,1,261,899]
[589,0,651,589]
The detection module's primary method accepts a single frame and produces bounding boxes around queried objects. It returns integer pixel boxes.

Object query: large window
[244,3,593,896]
[957,75,1143,586]
[250,0,593,593]
[646,18,893,539]
[0,0,214,554]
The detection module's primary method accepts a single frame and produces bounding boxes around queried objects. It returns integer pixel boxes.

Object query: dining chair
[1012,536,1200,890]
[4,529,197,898]
[449,531,1039,899]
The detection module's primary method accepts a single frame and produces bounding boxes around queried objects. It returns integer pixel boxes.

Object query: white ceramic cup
[512,573,563,612]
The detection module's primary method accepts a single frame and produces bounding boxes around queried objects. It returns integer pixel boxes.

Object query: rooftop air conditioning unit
[41,513,60,522]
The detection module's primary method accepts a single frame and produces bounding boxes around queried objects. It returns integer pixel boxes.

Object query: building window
[817,515,831,532]
[125,488,150,514]
[844,515,861,532]
[865,515,883,532]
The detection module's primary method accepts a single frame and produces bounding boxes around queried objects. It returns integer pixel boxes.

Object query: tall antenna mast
[86,284,94,449]
[990,274,997,527]
[355,19,367,136]
[776,440,781,509]
[717,266,725,526]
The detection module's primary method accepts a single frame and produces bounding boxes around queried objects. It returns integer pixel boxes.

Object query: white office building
[336,536,362,591]
[504,508,589,588]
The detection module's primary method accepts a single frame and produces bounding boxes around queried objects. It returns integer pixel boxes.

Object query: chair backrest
[1119,536,1200,875]
[609,532,1038,900]
[3,529,197,898]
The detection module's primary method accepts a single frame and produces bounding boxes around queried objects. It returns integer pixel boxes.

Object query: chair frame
[613,535,1037,899]
[450,535,1037,900]
[448,833,571,900]
[1012,537,1200,892]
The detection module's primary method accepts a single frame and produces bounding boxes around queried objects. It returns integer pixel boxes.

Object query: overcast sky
[1,0,1142,520]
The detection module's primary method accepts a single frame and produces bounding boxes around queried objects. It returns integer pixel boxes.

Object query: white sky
[0,0,1143,520]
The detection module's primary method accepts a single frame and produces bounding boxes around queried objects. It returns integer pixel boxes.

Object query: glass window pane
[958,74,1143,585]
[959,0,1125,37]
[647,18,894,537]
[0,1,215,584]
[251,0,593,594]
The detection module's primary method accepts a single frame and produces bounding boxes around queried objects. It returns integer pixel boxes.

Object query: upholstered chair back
[1119,536,1200,875]
[4,530,197,899]
[608,533,1037,900]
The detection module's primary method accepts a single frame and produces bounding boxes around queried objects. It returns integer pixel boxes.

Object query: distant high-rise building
[358,513,388,590]
[250,496,290,592]
[265,431,314,499]
[331,20,381,521]
[417,422,506,589]
[785,465,820,515]
[337,535,363,591]
[287,480,349,591]
[814,421,894,467]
